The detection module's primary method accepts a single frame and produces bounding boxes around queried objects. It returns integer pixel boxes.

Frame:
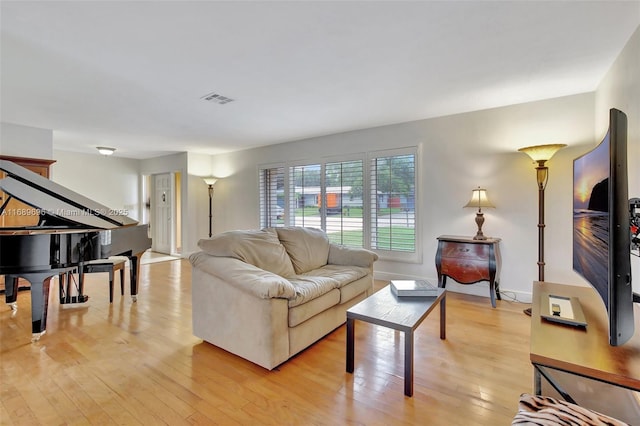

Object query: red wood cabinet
[435,235,502,307]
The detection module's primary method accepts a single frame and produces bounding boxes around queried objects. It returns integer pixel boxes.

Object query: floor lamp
[203,177,218,238]
[518,144,566,316]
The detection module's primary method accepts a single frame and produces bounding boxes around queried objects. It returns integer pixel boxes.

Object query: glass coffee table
[346,285,446,397]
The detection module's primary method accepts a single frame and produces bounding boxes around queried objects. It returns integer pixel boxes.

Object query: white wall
[0,122,53,159]
[186,152,218,254]
[52,150,142,221]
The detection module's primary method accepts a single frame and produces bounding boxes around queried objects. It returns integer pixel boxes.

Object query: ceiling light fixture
[97,146,116,156]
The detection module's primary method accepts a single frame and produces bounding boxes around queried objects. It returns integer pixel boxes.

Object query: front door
[152,173,172,254]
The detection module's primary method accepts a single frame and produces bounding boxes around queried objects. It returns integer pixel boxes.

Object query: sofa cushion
[276,227,330,274]
[288,289,340,327]
[328,244,379,268]
[189,253,296,299]
[301,264,369,288]
[337,276,372,304]
[197,229,296,277]
[287,276,339,308]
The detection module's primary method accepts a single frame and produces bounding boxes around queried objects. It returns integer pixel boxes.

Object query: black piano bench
[81,256,128,303]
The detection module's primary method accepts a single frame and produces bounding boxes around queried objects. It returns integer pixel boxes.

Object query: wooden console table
[530,281,640,402]
[435,235,501,307]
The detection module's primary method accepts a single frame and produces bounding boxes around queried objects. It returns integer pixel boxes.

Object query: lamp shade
[518,144,566,164]
[202,176,218,186]
[464,187,494,209]
[97,146,116,156]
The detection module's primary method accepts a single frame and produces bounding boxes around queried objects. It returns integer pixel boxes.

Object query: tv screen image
[572,108,635,346]
[573,133,610,307]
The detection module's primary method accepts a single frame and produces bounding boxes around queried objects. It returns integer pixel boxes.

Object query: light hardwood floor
[1,259,533,425]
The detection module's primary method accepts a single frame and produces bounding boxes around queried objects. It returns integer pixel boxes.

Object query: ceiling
[1,1,639,160]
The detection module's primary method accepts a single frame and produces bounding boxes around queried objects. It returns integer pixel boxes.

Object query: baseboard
[373,271,532,304]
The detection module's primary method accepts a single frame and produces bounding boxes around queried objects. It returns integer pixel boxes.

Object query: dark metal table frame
[346,285,446,396]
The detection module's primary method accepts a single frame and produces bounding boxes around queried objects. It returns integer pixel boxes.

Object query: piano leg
[30,274,52,342]
[129,253,143,302]
[7,272,52,341]
[8,268,76,341]
[4,276,19,312]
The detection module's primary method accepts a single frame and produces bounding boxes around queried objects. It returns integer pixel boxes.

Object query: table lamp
[464,187,494,240]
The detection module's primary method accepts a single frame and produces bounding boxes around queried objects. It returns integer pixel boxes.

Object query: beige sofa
[189,226,378,370]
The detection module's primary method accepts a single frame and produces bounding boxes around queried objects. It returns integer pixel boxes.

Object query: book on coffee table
[390,279,439,297]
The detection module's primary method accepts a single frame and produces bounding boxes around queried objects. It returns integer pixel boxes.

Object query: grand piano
[0,159,152,341]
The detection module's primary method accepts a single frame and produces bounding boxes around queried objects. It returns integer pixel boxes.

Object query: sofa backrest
[197,228,296,277]
[275,227,330,274]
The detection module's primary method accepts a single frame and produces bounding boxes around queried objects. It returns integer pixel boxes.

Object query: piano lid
[0,159,138,229]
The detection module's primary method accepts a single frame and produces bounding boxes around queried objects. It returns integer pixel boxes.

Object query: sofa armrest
[328,244,378,268]
[189,252,296,299]
[191,266,290,370]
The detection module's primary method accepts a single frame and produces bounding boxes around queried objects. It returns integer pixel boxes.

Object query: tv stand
[530,281,640,412]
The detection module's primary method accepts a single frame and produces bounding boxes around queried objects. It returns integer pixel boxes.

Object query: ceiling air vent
[201,92,234,105]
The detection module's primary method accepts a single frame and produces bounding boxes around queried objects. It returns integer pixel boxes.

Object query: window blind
[259,166,285,228]
[324,160,364,247]
[290,164,321,228]
[370,153,416,252]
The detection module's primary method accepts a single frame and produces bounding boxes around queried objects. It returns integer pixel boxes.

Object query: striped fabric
[512,394,629,426]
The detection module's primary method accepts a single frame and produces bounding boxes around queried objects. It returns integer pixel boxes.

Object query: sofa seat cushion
[276,227,330,274]
[301,265,369,288]
[288,289,340,327]
[198,229,295,278]
[287,276,339,307]
[338,276,372,304]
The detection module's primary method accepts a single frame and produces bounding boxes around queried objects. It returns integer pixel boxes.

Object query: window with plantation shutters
[289,164,321,228]
[323,160,364,247]
[259,166,285,229]
[369,151,416,253]
[258,146,418,261]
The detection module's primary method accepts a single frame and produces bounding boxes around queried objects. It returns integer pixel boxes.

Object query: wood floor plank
[0,259,535,424]
[68,367,141,425]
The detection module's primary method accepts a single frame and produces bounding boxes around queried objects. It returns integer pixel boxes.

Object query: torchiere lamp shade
[202,177,218,186]
[518,144,567,190]
[518,144,567,165]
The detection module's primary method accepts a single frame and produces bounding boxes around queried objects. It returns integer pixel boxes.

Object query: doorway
[149,172,182,255]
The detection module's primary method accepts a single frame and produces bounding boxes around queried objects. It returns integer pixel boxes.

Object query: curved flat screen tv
[573,108,634,346]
